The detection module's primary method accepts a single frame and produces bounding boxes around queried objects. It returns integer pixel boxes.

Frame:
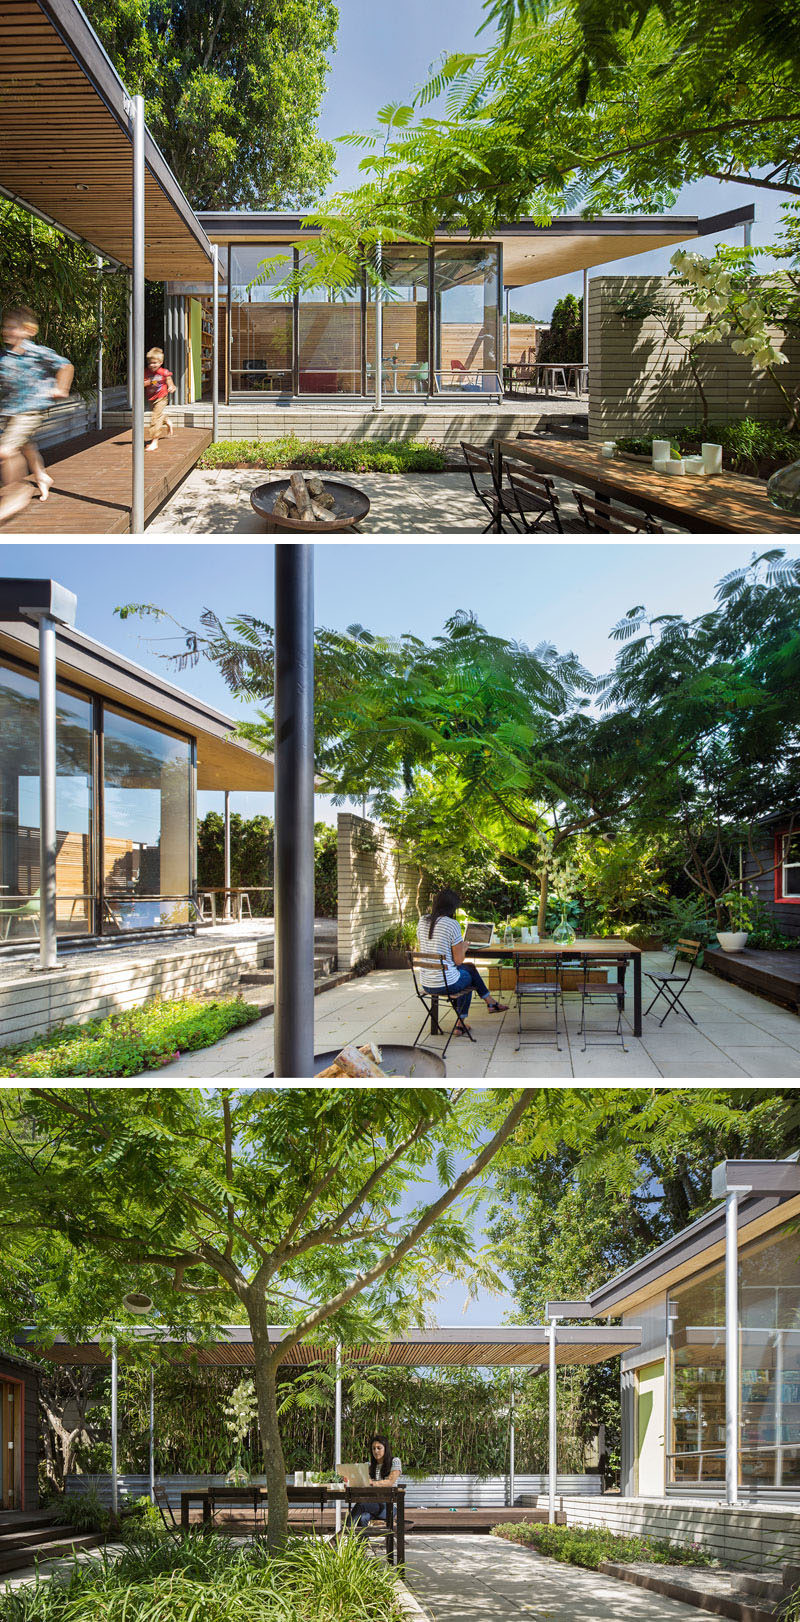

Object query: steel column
[130,94,145,532]
[224,790,231,919]
[582,268,589,370]
[127,274,133,410]
[38,614,58,971]
[111,1337,119,1515]
[508,1369,515,1508]
[725,1190,740,1505]
[96,257,104,430]
[273,545,315,1078]
[505,286,511,365]
[374,241,383,410]
[149,1369,155,1503]
[334,1345,342,1535]
[548,1318,558,1524]
[212,244,219,440]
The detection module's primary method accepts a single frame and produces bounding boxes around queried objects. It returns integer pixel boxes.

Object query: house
[0,1351,40,1512]
[744,809,800,941]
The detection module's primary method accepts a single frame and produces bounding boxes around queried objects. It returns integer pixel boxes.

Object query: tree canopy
[83,0,338,209]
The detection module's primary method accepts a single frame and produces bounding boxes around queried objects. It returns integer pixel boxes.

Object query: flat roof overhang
[196,207,755,288]
[589,1178,800,1319]
[0,0,213,279]
[17,1323,643,1369]
[0,620,274,793]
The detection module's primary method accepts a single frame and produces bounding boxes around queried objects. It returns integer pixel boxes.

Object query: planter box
[374,949,410,969]
[487,965,610,991]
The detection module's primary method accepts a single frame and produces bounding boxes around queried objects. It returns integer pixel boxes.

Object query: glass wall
[0,661,93,941]
[366,247,430,395]
[103,709,193,932]
[229,244,293,395]
[668,1217,800,1491]
[432,245,501,395]
[298,256,363,394]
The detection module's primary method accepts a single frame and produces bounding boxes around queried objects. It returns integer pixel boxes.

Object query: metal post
[273,545,315,1078]
[38,614,58,971]
[744,221,753,248]
[127,274,133,410]
[212,244,219,441]
[224,790,231,920]
[725,1190,739,1506]
[149,1368,155,1503]
[509,1369,515,1509]
[548,1318,558,1524]
[334,1345,342,1535]
[130,94,145,532]
[111,1337,119,1516]
[582,267,589,371]
[96,257,104,431]
[505,286,511,365]
[776,1329,784,1488]
[374,242,383,410]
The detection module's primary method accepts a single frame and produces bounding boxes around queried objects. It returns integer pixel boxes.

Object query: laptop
[337,1461,372,1488]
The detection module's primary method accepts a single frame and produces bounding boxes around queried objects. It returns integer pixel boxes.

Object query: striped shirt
[417,914,462,987]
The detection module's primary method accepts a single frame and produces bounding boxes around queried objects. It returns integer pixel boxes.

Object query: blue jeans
[427,962,490,1019]
[351,1499,387,1529]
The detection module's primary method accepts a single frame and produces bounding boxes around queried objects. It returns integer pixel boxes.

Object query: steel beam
[273,545,315,1077]
[130,94,145,532]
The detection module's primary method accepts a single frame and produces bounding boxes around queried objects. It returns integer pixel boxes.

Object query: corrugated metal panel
[64,1471,603,1511]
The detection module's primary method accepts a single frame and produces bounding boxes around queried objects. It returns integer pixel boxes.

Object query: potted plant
[716,890,755,953]
[223,1377,258,1486]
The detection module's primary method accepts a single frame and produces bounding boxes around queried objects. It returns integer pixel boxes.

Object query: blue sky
[315,0,784,321]
[4,540,798,827]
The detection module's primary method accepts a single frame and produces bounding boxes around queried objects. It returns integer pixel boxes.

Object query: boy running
[144,347,176,451]
[0,306,73,525]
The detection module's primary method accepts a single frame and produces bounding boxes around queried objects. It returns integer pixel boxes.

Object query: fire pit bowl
[250,477,370,532]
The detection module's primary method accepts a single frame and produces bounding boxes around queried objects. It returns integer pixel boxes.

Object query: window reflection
[103,709,193,931]
[432,245,500,395]
[229,244,293,394]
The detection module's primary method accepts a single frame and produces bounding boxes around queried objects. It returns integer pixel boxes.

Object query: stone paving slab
[164,952,800,1079]
[404,1535,722,1622]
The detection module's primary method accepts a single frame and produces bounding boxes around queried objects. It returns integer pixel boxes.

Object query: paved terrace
[166,950,800,1078]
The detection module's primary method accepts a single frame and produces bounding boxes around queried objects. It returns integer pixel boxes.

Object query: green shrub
[0,999,261,1078]
[197,437,446,474]
[614,418,798,479]
[656,895,716,949]
[491,1521,715,1569]
[372,921,418,954]
[49,1482,112,1536]
[0,1528,404,1622]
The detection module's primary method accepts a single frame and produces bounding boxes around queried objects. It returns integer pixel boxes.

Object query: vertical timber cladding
[0,1354,39,1511]
[336,813,423,969]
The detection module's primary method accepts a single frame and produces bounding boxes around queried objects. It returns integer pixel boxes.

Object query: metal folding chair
[460,442,517,532]
[644,939,701,1026]
[513,952,562,1050]
[408,950,475,1058]
[504,458,564,533]
[153,1483,182,1542]
[572,487,663,534]
[578,955,627,1052]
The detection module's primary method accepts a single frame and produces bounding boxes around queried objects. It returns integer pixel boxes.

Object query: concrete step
[240,953,334,987]
[0,1531,101,1574]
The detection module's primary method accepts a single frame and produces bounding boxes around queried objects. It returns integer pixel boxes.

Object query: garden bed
[197,438,446,475]
[491,1521,716,1570]
[0,998,261,1078]
[614,418,799,481]
[0,1528,406,1622]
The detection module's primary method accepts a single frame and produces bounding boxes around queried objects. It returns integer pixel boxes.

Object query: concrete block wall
[558,1493,800,1569]
[588,275,800,442]
[0,935,271,1044]
[115,402,582,447]
[336,813,421,970]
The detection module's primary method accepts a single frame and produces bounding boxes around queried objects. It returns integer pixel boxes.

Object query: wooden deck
[704,947,800,1011]
[0,426,212,534]
[194,1505,562,1535]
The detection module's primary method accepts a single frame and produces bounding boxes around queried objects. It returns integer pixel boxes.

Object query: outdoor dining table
[465,936,643,1037]
[491,435,800,534]
[179,1482,406,1562]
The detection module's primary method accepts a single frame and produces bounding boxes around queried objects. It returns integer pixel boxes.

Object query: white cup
[600,441,616,459]
[701,442,723,475]
[683,455,705,476]
[652,458,669,474]
[665,458,685,476]
[294,1470,305,1486]
[652,439,671,466]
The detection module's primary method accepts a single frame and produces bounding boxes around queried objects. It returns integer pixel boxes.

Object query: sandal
[454,1019,472,1036]
[487,999,509,1013]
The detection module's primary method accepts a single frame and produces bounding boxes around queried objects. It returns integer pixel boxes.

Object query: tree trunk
[247,1290,289,1548]
[537,866,548,937]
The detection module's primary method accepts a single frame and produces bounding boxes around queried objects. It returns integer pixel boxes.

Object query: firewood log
[314,1043,387,1078]
[306,474,325,496]
[289,471,314,519]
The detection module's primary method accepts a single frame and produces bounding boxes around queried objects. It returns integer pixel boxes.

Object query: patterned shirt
[145,365,173,404]
[416,914,462,987]
[0,339,70,415]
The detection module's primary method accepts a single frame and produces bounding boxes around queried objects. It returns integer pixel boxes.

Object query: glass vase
[552,905,576,945]
[767,459,800,516]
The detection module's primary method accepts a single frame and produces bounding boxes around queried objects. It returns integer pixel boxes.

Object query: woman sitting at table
[343,1435,402,1529]
[416,888,508,1034]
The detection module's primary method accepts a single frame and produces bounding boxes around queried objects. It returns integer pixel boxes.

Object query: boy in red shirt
[144,347,176,451]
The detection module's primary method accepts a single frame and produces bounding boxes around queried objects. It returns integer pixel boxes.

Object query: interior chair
[644,939,702,1027]
[578,954,627,1053]
[504,457,563,533]
[408,950,476,1057]
[572,487,663,534]
[460,441,515,532]
[0,890,40,941]
[512,952,562,1051]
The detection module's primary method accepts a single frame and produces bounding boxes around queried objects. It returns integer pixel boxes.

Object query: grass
[0,1530,405,1622]
[491,1521,716,1569]
[0,998,261,1078]
[197,436,446,474]
[614,417,798,479]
